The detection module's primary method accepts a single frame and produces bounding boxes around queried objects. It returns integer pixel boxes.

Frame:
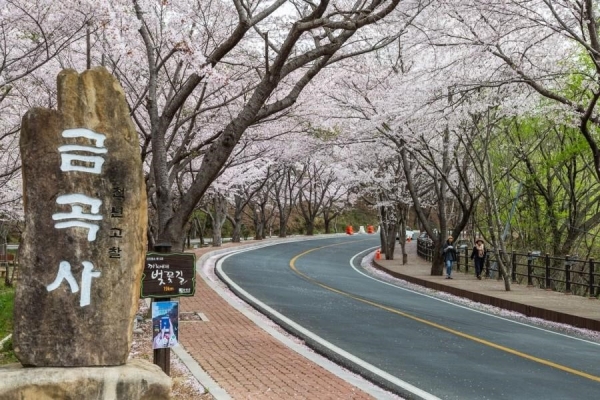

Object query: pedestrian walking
[471,239,486,280]
[442,236,457,279]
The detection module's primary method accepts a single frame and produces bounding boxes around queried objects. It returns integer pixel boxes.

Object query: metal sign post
[152,243,171,376]
[144,243,195,376]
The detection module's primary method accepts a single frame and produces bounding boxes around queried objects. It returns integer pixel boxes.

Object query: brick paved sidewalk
[178,240,386,400]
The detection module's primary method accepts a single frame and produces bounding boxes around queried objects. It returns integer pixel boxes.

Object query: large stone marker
[13,67,148,367]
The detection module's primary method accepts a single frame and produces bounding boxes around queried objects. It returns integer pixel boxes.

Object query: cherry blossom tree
[306,3,491,271]
[227,161,275,242]
[321,176,351,234]
[126,0,426,249]
[0,0,92,220]
[270,163,302,238]
[295,157,342,235]
[0,1,426,250]
[432,0,600,181]
[457,108,517,290]
[334,140,409,261]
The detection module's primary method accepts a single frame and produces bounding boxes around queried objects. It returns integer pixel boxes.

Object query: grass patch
[0,337,17,364]
[0,283,14,338]
[0,282,16,365]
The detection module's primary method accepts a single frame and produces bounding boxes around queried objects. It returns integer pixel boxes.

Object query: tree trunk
[278,217,288,238]
[400,239,407,265]
[494,251,512,291]
[253,214,264,240]
[502,270,511,290]
[378,205,397,260]
[212,224,223,247]
[324,218,331,234]
[305,221,315,236]
[431,241,444,275]
[210,194,228,247]
[385,230,396,260]
[231,215,242,243]
[4,265,12,287]
[195,216,205,246]
[229,195,245,243]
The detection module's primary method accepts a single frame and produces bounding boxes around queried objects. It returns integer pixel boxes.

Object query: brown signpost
[142,246,195,375]
[141,252,196,298]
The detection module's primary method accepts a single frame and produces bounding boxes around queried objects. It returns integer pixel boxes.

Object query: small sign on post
[152,301,179,350]
[143,246,196,375]
[141,252,196,298]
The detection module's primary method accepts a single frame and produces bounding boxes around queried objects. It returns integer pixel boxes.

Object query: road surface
[217,235,600,400]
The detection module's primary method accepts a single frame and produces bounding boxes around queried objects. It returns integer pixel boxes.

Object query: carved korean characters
[13,68,148,367]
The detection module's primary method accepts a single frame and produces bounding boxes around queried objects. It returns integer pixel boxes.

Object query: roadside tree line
[2,1,600,293]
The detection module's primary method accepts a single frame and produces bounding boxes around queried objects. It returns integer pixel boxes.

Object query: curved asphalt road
[216,235,600,400]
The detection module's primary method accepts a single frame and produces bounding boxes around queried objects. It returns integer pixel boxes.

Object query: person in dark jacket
[442,236,457,279]
[471,238,486,280]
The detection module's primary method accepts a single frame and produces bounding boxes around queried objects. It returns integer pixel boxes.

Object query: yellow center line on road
[290,242,600,384]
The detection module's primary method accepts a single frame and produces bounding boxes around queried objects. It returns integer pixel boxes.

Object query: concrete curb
[178,234,413,400]
[215,262,430,400]
[371,259,600,332]
[176,236,333,400]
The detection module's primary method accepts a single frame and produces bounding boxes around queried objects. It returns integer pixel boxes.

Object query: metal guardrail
[417,238,600,298]
[1,243,19,285]
[416,238,436,261]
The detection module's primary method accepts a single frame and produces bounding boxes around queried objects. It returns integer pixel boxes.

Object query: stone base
[0,359,171,400]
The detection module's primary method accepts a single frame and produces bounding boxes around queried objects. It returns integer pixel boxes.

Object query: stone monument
[1,68,170,398]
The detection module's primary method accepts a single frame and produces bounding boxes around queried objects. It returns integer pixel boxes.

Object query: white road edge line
[216,245,441,400]
[352,247,600,346]
[176,237,331,400]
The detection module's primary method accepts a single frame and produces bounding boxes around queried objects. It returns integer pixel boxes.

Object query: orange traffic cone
[375,249,381,260]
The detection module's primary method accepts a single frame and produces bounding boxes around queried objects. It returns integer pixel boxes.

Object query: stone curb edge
[213,240,427,400]
[371,260,600,332]
[177,235,346,400]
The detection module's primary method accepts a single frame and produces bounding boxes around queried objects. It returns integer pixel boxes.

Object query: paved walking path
[374,241,600,332]
[176,237,600,399]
